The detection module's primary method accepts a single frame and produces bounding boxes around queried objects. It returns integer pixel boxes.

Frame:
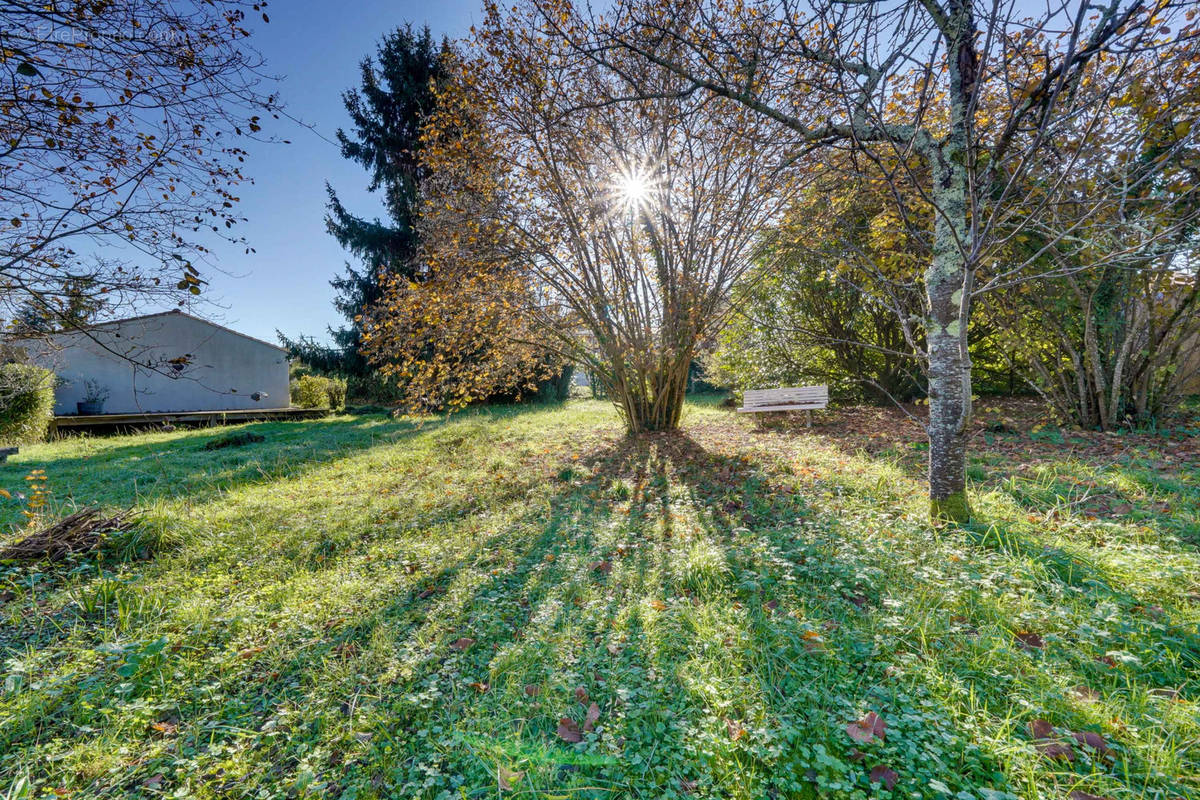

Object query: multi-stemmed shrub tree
[364,1,799,431]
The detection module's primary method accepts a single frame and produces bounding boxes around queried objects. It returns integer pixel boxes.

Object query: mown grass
[0,398,1196,799]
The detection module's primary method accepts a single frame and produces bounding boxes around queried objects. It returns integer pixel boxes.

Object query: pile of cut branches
[0,508,136,562]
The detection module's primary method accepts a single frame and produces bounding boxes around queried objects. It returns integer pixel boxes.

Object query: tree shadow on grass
[0,401,571,531]
[3,421,1193,799]
[425,431,1013,798]
[0,432,747,796]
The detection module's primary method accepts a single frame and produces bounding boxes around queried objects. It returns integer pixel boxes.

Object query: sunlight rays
[606,161,661,216]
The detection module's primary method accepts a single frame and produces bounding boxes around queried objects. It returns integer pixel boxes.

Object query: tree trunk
[926,10,975,523]
[925,200,972,523]
[618,355,691,434]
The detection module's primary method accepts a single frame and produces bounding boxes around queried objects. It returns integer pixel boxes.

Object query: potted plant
[77,379,110,415]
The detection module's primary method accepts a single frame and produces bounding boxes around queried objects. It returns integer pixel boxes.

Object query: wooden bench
[737,385,828,427]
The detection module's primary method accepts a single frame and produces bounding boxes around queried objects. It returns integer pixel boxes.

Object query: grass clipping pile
[0,507,136,561]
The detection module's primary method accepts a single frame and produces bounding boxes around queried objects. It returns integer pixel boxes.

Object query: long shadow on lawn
[0,416,420,525]
[384,432,1010,798]
[620,434,1016,798]
[0,402,568,530]
[7,423,1186,798]
[2,454,553,789]
[5,433,757,796]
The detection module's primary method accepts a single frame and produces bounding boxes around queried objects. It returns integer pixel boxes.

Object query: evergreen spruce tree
[291,25,449,375]
[10,276,106,334]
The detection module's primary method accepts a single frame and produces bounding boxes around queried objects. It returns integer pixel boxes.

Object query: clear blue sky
[200,0,482,346]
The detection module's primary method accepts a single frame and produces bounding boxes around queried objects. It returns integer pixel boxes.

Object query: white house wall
[22,312,291,414]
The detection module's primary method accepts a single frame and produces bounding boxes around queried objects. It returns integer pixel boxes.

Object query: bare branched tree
[1,0,279,334]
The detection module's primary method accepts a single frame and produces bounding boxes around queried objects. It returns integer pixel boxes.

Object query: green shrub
[346,373,406,405]
[292,375,330,409]
[291,375,347,410]
[0,363,56,444]
[323,376,347,410]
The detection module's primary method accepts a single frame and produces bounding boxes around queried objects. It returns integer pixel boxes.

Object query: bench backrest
[742,385,828,408]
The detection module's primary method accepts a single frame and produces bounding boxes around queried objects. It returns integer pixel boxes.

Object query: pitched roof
[33,309,289,353]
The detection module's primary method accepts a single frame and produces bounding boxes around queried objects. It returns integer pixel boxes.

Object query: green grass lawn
[0,398,1197,799]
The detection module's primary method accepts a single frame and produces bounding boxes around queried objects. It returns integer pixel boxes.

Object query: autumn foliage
[359,53,556,413]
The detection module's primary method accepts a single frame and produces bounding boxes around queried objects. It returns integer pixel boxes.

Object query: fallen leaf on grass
[498,765,524,791]
[583,702,601,732]
[469,681,489,693]
[590,560,612,574]
[556,717,583,743]
[725,718,745,741]
[1027,719,1054,740]
[523,684,540,697]
[450,637,475,652]
[1072,685,1100,702]
[868,765,899,790]
[574,686,589,704]
[1071,730,1111,755]
[679,778,698,793]
[1014,632,1044,650]
[1036,741,1076,761]
[1028,721,1075,761]
[846,712,886,745]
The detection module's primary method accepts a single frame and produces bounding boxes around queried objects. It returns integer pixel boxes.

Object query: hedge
[0,363,56,444]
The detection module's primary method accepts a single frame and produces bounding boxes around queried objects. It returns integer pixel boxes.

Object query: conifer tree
[306,25,451,374]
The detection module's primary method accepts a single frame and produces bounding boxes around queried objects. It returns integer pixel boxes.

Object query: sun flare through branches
[610,165,656,212]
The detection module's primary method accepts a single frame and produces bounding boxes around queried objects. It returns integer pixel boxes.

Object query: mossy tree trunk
[924,4,976,523]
